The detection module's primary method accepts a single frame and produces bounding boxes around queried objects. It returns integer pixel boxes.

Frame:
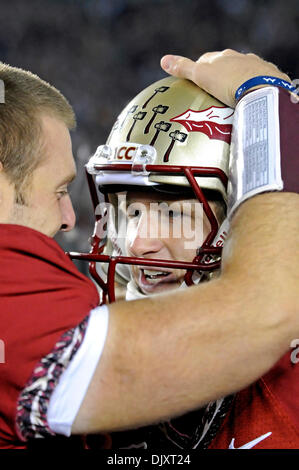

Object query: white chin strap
[126,280,147,300]
[125,218,230,300]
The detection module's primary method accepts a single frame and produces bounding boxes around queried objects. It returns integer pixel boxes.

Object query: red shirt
[209,353,299,449]
[0,224,99,448]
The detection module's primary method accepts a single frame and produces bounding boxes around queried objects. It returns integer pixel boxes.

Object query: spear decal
[144,105,169,134]
[126,111,147,141]
[170,106,234,143]
[142,86,169,109]
[150,121,172,146]
[163,130,187,162]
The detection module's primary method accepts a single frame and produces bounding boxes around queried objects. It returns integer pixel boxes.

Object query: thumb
[160,55,213,95]
[161,54,233,106]
[160,55,196,81]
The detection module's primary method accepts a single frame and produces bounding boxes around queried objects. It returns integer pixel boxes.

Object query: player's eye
[127,208,141,218]
[168,209,181,218]
[126,202,141,218]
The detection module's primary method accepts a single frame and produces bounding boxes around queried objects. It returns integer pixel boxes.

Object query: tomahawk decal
[163,130,187,162]
[142,86,170,109]
[119,105,138,131]
[144,105,169,134]
[150,121,172,146]
[126,111,147,141]
[170,106,234,144]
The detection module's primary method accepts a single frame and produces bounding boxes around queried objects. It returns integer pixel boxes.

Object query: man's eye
[57,190,68,200]
[168,210,181,218]
[127,208,141,218]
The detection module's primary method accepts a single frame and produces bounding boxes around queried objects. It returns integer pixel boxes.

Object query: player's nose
[128,211,164,257]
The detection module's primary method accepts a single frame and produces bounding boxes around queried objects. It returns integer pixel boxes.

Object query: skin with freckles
[0,114,76,238]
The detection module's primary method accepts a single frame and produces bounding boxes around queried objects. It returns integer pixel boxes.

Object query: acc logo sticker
[170,106,234,144]
[116,146,137,160]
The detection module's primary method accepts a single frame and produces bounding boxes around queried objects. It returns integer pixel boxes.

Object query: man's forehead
[38,113,76,180]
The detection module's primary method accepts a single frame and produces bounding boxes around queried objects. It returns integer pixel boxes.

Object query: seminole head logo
[170,106,234,144]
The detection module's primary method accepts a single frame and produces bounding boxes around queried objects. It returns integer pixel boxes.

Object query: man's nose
[60,195,76,232]
[128,211,164,257]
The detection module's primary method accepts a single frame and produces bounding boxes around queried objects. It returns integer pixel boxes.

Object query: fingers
[196,50,231,63]
[161,51,238,79]
[160,49,291,109]
[160,53,229,104]
[160,54,212,91]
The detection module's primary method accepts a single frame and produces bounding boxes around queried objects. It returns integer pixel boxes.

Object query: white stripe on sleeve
[47,304,109,436]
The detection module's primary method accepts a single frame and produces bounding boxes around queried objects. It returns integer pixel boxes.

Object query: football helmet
[69,76,233,303]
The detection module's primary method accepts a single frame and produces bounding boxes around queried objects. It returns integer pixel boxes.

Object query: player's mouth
[138,268,180,294]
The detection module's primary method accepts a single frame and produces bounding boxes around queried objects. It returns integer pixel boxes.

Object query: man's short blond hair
[0,62,76,201]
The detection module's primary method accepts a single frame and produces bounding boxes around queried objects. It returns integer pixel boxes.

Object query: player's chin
[142,281,181,295]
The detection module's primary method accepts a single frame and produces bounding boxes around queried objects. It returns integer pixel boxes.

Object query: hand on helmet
[160,49,290,108]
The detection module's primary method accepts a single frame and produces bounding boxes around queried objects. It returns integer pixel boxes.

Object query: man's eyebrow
[125,195,136,206]
[58,172,77,187]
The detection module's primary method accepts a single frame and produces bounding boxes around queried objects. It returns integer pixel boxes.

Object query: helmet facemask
[70,76,233,303]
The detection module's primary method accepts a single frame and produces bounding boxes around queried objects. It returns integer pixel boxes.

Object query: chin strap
[126,279,147,300]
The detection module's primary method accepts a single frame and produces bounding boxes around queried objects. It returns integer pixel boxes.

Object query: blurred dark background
[1,0,298,273]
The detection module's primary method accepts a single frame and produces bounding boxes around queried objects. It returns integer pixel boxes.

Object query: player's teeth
[143,270,168,277]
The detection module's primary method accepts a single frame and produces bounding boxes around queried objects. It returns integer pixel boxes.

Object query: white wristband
[227,87,283,218]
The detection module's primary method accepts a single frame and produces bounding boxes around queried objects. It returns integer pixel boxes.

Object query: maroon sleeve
[279,89,299,193]
[269,91,299,415]
[0,224,99,448]
[263,351,299,429]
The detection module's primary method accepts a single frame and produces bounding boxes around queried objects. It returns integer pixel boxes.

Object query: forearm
[73,50,299,434]
[74,192,298,433]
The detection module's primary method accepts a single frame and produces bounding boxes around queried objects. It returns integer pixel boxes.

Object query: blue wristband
[235,76,297,101]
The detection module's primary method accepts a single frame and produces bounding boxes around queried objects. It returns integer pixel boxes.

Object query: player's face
[7,114,76,237]
[122,190,215,295]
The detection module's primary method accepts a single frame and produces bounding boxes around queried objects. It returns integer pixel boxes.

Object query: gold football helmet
[70,76,233,303]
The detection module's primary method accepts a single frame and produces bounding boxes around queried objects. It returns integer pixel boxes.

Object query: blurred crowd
[0,0,298,274]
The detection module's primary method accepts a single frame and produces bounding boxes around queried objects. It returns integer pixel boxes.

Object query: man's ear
[0,161,4,172]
